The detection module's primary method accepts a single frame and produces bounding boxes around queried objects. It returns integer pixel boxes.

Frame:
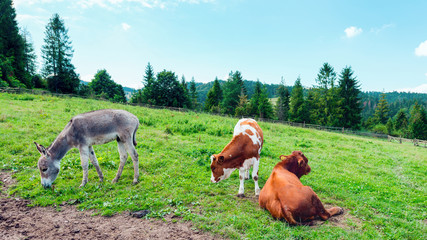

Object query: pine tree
[408,102,427,139]
[89,69,126,103]
[374,93,390,124]
[222,71,246,115]
[314,63,338,126]
[141,62,155,104]
[337,66,362,129]
[235,94,250,117]
[204,77,222,112]
[41,13,79,93]
[289,77,305,123]
[189,77,198,109]
[249,80,273,119]
[275,80,290,121]
[151,70,186,108]
[258,84,274,119]
[180,75,191,108]
[394,110,408,131]
[0,0,28,87]
[249,80,263,116]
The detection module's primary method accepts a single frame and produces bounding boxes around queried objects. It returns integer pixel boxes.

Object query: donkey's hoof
[132,179,139,185]
[79,183,87,188]
[112,178,118,183]
[237,194,245,198]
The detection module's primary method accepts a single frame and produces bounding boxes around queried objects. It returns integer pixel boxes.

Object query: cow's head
[210,154,234,183]
[279,151,311,178]
[35,142,59,188]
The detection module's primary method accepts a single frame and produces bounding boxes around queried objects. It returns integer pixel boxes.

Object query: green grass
[0,92,426,239]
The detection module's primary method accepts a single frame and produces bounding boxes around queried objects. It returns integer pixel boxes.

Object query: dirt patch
[0,171,220,240]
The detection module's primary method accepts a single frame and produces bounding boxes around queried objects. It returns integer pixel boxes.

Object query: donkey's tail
[133,124,138,146]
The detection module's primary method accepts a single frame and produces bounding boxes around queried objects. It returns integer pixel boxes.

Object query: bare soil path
[0,171,219,240]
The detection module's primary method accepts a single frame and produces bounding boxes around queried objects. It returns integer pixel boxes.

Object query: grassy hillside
[0,93,426,239]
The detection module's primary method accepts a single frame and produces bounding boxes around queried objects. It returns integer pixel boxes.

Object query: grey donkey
[34,109,140,188]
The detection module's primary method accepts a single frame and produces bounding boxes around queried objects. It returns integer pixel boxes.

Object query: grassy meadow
[0,92,426,239]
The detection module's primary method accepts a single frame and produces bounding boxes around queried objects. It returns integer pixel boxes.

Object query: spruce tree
[394,110,408,131]
[180,75,191,108]
[289,77,305,123]
[222,71,246,115]
[0,0,28,87]
[204,77,222,112]
[338,66,362,129]
[314,63,338,126]
[275,81,290,121]
[89,69,126,103]
[189,77,198,109]
[374,93,390,124]
[141,62,155,104]
[258,84,274,119]
[41,13,79,93]
[408,102,427,139]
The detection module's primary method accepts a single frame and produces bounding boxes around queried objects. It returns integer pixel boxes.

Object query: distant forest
[1,1,426,140]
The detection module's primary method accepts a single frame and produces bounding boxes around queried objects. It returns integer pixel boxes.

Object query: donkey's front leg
[79,146,90,188]
[88,146,104,183]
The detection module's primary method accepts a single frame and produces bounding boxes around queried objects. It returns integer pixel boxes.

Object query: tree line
[1,1,425,139]
[0,2,126,102]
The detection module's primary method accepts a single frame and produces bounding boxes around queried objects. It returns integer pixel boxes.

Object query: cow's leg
[79,146,90,188]
[244,169,250,180]
[311,194,344,220]
[113,141,128,183]
[281,204,298,225]
[88,146,104,183]
[237,169,246,198]
[124,141,139,184]
[252,158,260,196]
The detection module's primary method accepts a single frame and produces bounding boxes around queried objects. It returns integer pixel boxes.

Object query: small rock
[54,224,60,228]
[130,210,150,218]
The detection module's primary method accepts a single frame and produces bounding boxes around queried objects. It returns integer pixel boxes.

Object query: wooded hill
[195,80,427,120]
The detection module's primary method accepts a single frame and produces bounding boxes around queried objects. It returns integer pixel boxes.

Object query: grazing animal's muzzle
[41,178,52,188]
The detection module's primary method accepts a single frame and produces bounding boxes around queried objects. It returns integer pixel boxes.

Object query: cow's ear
[280,155,286,161]
[298,158,303,166]
[218,155,225,165]
[34,142,47,156]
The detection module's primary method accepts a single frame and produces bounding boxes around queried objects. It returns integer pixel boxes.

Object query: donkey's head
[34,142,59,188]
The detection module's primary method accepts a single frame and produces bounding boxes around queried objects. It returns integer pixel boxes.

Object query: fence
[1,87,425,148]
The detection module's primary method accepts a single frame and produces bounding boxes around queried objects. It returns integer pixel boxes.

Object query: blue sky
[13,0,427,93]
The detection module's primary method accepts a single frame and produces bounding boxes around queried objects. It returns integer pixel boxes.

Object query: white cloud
[415,40,427,57]
[398,84,427,94]
[16,14,45,25]
[122,22,131,31]
[81,74,94,83]
[76,0,213,9]
[370,23,394,34]
[344,26,363,38]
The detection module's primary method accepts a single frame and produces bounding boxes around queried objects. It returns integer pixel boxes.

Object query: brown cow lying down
[259,151,343,225]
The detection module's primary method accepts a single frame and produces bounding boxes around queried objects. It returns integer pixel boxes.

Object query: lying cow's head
[279,151,311,178]
[210,154,234,183]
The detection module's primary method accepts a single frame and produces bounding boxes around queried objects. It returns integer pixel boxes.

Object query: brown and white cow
[210,118,263,197]
[259,151,343,225]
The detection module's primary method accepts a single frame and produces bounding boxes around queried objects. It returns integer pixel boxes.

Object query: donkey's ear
[34,142,47,156]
